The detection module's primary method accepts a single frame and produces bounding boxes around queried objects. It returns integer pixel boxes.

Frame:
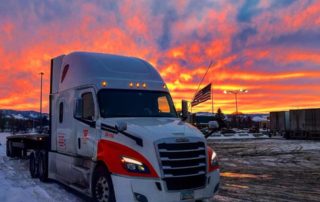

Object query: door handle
[78,138,81,149]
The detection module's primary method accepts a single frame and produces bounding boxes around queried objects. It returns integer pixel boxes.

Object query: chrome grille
[157,139,207,191]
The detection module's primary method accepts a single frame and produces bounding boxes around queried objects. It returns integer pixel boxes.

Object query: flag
[191,83,211,107]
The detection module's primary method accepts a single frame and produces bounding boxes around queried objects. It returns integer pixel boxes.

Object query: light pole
[39,72,44,133]
[223,89,248,115]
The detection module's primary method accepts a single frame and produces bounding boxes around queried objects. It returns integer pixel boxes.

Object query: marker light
[136,82,140,88]
[211,150,219,167]
[163,84,167,89]
[101,81,108,87]
[142,83,147,88]
[129,82,134,87]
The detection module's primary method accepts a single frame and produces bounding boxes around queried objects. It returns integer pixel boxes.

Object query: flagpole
[211,83,213,114]
[191,61,213,115]
[192,61,213,101]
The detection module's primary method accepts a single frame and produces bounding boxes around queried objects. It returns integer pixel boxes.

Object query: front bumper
[111,170,220,202]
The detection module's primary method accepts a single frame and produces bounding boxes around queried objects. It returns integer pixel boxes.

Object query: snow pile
[11,114,27,120]
[0,133,83,202]
[252,115,268,122]
[208,132,268,140]
[29,113,39,119]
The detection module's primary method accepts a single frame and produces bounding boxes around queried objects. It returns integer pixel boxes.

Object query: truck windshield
[97,89,178,118]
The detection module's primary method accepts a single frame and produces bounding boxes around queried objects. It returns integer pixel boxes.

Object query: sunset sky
[1,0,320,114]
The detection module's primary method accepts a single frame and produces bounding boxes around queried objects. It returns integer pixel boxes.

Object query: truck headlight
[121,156,150,173]
[211,151,219,167]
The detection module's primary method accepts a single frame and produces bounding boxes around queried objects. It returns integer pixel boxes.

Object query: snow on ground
[209,138,320,202]
[0,133,227,202]
[0,133,85,202]
[3,132,319,202]
[208,132,269,140]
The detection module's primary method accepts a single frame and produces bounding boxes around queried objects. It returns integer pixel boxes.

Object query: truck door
[75,89,98,157]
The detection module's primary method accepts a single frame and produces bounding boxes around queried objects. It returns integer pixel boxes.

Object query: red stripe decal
[97,140,159,178]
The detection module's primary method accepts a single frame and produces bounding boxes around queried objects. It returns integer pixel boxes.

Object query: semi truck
[270,108,320,139]
[6,52,220,202]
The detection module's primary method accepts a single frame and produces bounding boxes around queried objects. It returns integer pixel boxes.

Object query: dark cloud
[237,0,260,22]
[269,30,320,50]
[184,0,217,17]
[271,0,297,8]
[232,27,257,52]
[157,8,178,50]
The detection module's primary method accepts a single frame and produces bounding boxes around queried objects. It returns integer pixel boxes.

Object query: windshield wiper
[100,123,143,147]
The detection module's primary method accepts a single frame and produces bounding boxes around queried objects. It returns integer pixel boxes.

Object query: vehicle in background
[270,111,289,136]
[191,112,215,129]
[270,108,320,139]
[6,52,220,202]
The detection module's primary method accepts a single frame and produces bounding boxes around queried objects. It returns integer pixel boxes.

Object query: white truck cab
[45,52,219,202]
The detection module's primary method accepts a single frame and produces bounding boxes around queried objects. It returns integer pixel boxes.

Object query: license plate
[180,190,194,200]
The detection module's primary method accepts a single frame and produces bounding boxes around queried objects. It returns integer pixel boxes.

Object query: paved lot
[210,138,320,202]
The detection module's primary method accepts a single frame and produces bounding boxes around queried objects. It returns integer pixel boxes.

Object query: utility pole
[224,89,248,128]
[40,72,44,133]
[235,93,238,114]
[224,89,248,114]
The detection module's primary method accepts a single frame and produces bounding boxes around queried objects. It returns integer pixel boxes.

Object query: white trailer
[270,111,289,136]
[7,52,220,202]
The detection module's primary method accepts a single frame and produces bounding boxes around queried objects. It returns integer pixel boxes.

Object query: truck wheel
[6,140,12,157]
[29,152,38,178]
[284,132,290,139]
[38,151,48,182]
[92,166,115,202]
[9,142,20,158]
[14,148,22,158]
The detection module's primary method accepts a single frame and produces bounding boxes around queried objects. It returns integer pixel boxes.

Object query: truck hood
[100,117,205,143]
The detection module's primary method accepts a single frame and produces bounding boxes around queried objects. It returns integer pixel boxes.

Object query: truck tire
[8,141,20,158]
[38,151,48,182]
[92,165,115,202]
[14,148,22,158]
[29,152,38,178]
[6,140,12,157]
[284,132,291,139]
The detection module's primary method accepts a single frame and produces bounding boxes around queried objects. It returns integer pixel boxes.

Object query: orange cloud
[0,0,320,115]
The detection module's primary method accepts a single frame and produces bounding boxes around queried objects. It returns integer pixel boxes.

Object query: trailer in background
[6,134,48,158]
[270,108,320,139]
[288,108,320,139]
[270,111,289,136]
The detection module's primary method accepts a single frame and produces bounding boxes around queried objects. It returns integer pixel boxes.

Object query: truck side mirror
[208,121,219,130]
[115,121,127,132]
[181,100,188,121]
[75,98,83,119]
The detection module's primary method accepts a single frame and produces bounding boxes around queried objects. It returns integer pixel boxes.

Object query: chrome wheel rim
[95,176,109,202]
